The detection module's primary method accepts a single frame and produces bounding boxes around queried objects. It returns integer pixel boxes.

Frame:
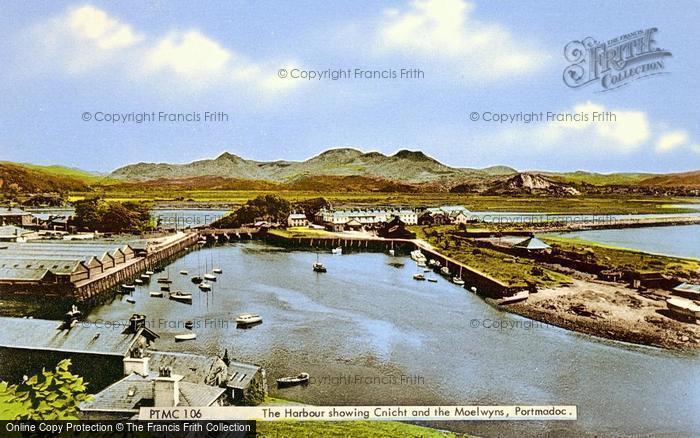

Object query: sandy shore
[502,278,700,350]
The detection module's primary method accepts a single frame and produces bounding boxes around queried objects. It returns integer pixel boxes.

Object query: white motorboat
[427,277,438,283]
[121,284,135,292]
[417,260,427,268]
[213,268,223,274]
[149,291,163,298]
[198,282,212,292]
[413,273,426,281]
[204,273,217,281]
[134,279,144,285]
[313,262,327,273]
[175,333,197,342]
[331,247,342,255]
[169,291,193,304]
[388,249,395,256]
[145,270,155,276]
[139,274,150,281]
[452,277,465,286]
[440,267,451,276]
[236,313,263,325]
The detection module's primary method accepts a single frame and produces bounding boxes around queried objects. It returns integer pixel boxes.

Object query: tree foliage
[0,359,92,420]
[212,195,292,228]
[72,198,153,232]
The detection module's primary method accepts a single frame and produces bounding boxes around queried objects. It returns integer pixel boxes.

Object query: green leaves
[0,359,93,420]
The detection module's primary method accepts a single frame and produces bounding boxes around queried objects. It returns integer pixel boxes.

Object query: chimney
[154,367,183,407]
[123,356,150,377]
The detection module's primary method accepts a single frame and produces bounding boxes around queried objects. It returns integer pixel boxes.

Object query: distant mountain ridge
[109,148,517,184]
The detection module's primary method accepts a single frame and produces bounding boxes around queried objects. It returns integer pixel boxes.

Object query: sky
[0,0,698,174]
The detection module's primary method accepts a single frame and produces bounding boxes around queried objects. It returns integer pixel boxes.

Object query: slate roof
[79,373,225,413]
[0,316,147,356]
[227,360,261,390]
[0,207,31,216]
[148,351,219,384]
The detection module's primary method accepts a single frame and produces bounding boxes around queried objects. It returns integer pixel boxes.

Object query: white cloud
[533,102,650,153]
[67,5,142,50]
[656,130,689,153]
[377,0,548,80]
[26,5,298,95]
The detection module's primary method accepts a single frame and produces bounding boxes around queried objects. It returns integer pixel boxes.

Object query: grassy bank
[412,226,571,288]
[542,235,700,277]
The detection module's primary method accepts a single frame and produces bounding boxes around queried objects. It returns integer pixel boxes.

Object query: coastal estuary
[85,239,700,437]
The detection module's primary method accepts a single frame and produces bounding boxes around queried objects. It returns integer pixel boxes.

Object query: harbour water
[549,224,700,259]
[86,241,700,437]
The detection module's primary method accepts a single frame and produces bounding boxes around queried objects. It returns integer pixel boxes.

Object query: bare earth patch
[506,279,700,350]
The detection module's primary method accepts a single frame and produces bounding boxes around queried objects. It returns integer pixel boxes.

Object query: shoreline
[496,279,700,351]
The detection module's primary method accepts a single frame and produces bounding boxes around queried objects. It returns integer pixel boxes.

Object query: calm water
[87,242,700,437]
[549,225,700,259]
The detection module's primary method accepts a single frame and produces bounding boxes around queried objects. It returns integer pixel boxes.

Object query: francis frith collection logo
[563,28,672,91]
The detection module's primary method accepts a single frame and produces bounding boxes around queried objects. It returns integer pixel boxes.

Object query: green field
[256,420,463,437]
[68,189,700,215]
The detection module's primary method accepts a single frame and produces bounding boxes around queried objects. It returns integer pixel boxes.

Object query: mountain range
[1,149,699,195]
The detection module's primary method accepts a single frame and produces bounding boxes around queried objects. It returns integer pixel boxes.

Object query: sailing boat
[312,253,327,272]
[191,246,203,284]
[212,249,223,274]
[202,250,216,281]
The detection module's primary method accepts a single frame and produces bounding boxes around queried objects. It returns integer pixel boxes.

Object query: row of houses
[286,205,472,231]
[0,313,266,418]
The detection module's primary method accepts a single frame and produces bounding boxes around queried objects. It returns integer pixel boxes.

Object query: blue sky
[0,0,698,174]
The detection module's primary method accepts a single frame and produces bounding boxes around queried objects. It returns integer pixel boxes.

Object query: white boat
[157,278,172,284]
[440,267,451,276]
[213,268,223,274]
[198,282,212,292]
[175,333,197,342]
[313,254,326,273]
[169,291,193,304]
[140,274,150,280]
[413,273,426,281]
[452,277,465,286]
[410,249,427,262]
[204,273,217,281]
[149,291,163,297]
[388,249,395,256]
[666,297,700,320]
[145,270,155,276]
[498,290,530,305]
[121,284,135,291]
[125,297,136,304]
[180,270,188,275]
[427,277,438,283]
[134,279,144,285]
[417,260,427,268]
[236,313,263,325]
[331,247,342,255]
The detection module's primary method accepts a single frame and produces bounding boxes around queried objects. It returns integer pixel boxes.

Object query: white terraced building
[316,208,418,226]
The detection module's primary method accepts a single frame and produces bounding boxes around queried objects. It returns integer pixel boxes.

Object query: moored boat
[313,262,327,273]
[185,320,194,329]
[175,333,197,342]
[236,313,263,325]
[160,285,171,292]
[191,276,203,284]
[140,274,150,281]
[125,297,136,304]
[179,270,188,275]
[157,278,172,284]
[331,247,342,255]
[145,270,155,276]
[388,249,395,256]
[121,284,135,292]
[452,277,465,286]
[276,372,309,387]
[204,273,217,281]
[134,279,144,285]
[440,267,451,276]
[169,291,192,304]
[413,273,426,281]
[150,291,163,297]
[427,277,438,283]
[498,290,530,305]
[198,282,211,292]
[212,268,223,274]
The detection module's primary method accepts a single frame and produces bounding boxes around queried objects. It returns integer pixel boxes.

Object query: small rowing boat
[149,291,163,298]
[276,372,309,387]
[125,297,136,304]
[157,278,172,284]
[212,267,223,274]
[179,270,188,275]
